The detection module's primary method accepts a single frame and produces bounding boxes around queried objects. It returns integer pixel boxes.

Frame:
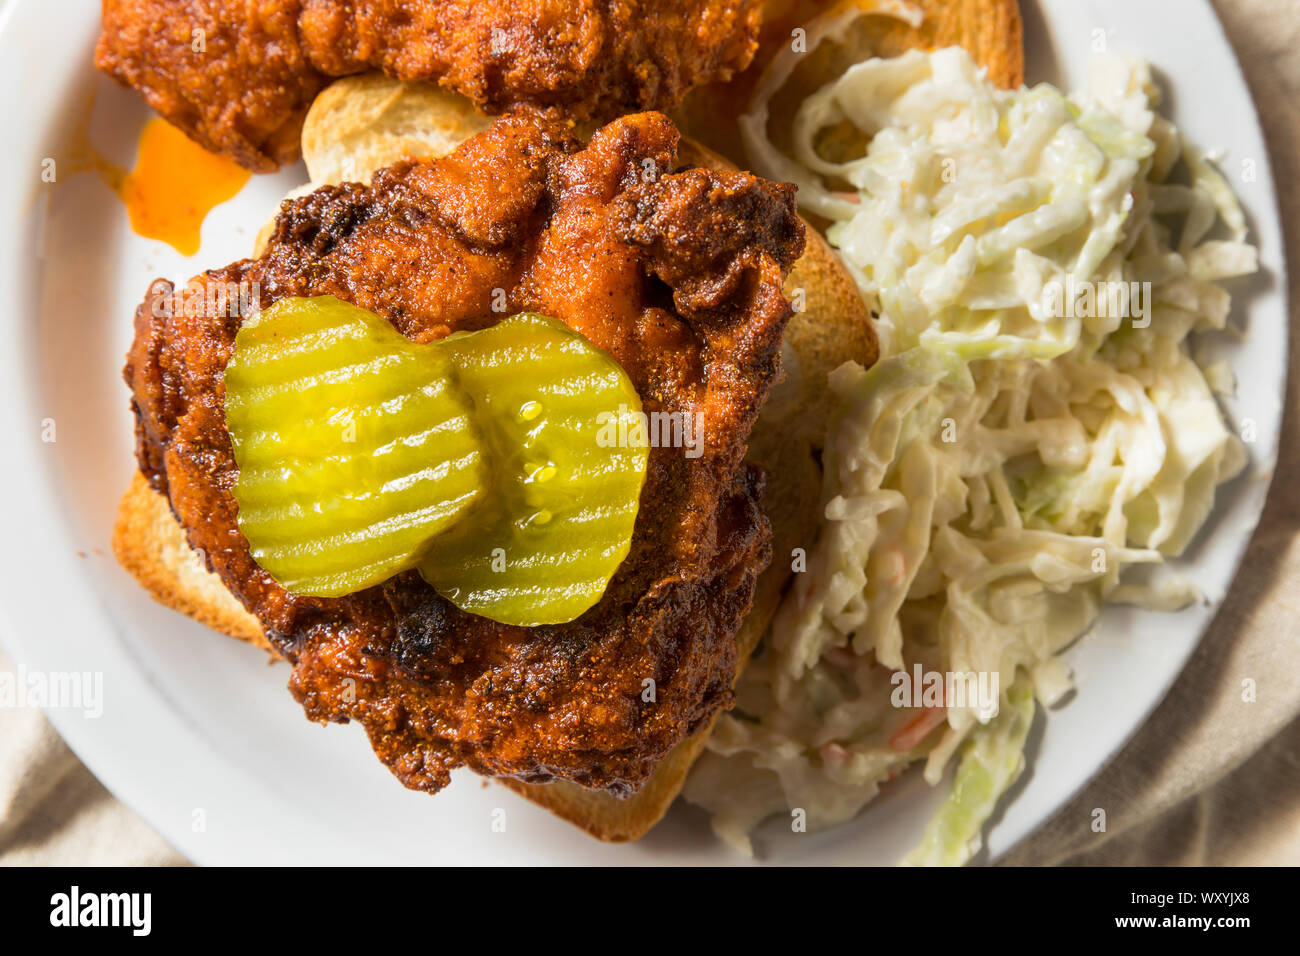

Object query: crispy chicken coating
[96,0,762,170]
[125,111,805,795]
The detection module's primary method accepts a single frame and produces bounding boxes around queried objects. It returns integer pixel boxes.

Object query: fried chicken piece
[96,0,762,171]
[125,111,804,795]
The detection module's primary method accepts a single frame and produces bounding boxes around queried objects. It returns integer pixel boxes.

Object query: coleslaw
[684,42,1257,865]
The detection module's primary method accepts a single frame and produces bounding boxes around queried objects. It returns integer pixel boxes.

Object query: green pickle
[225,296,489,597]
[225,298,648,623]
[421,312,649,626]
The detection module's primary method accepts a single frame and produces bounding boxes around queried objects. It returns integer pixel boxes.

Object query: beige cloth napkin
[1,0,1297,866]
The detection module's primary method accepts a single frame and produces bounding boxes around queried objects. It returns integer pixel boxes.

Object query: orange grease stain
[118,119,250,256]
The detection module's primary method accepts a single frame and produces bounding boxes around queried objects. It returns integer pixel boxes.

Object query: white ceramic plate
[0,0,1285,865]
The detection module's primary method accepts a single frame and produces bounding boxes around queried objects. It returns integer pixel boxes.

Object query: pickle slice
[418,313,649,626]
[225,298,647,622]
[225,296,488,597]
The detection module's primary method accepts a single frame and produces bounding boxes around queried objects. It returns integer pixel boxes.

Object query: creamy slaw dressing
[685,42,1257,865]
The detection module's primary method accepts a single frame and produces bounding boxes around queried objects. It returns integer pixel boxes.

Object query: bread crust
[112,471,271,654]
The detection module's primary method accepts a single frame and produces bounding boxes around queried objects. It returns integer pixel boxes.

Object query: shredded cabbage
[905,677,1036,867]
[684,42,1256,865]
